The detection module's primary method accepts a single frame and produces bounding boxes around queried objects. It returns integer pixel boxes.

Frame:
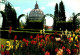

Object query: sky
[0,0,80,27]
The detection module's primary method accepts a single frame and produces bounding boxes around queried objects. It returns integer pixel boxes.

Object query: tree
[54,3,58,30]
[4,2,18,29]
[59,1,66,21]
[54,3,58,21]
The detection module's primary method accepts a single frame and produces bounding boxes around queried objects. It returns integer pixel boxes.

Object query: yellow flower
[74,44,76,46]
[73,33,75,37]
[40,30,42,34]
[71,37,73,41]
[75,36,78,40]
[6,41,10,46]
[38,42,40,46]
[77,40,78,42]
[6,46,10,51]
[21,44,22,47]
[10,45,13,49]
[70,34,71,37]
[16,45,18,50]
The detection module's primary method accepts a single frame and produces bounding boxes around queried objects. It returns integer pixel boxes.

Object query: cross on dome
[35,1,39,9]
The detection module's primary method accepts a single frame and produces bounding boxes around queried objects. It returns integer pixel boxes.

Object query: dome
[29,1,44,20]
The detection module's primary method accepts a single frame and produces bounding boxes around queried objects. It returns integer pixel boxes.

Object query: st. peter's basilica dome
[29,1,44,20]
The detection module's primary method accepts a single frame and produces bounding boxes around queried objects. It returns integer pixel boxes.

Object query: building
[27,1,44,29]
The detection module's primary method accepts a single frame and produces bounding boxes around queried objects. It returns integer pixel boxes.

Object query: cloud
[46,1,56,7]
[23,8,32,14]
[64,0,80,14]
[14,7,21,11]
[65,12,70,21]
[0,3,5,11]
[40,7,45,10]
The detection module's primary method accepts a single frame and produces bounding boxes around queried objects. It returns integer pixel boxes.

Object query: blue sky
[0,0,80,27]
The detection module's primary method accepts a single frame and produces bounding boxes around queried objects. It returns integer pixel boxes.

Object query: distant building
[27,1,44,29]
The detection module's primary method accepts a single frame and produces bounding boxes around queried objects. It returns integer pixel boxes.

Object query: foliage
[59,1,66,21]
[4,2,18,29]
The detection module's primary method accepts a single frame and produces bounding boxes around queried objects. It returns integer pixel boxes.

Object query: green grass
[0,38,14,50]
[0,38,14,45]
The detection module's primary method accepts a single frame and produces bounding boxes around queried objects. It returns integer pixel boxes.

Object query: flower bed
[1,28,80,55]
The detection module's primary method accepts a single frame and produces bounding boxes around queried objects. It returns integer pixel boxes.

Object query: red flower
[26,40,29,43]
[1,51,5,55]
[40,43,43,48]
[55,48,58,52]
[31,40,33,44]
[40,39,44,43]
[22,38,26,42]
[45,37,48,41]
[1,44,4,49]
[14,35,17,42]
[78,35,80,38]
[45,51,50,55]
[39,35,43,39]
[26,43,28,46]
[66,48,71,54]
[33,41,37,45]
[59,34,60,36]
[31,40,37,45]
[28,52,29,55]
[5,51,10,55]
[30,35,33,39]
[36,34,40,39]
[51,36,54,40]
[67,37,71,40]
[42,48,45,52]
[76,44,79,48]
[62,46,65,50]
[9,26,12,34]
[54,32,57,35]
[61,44,62,46]
[20,36,22,39]
[72,49,77,53]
